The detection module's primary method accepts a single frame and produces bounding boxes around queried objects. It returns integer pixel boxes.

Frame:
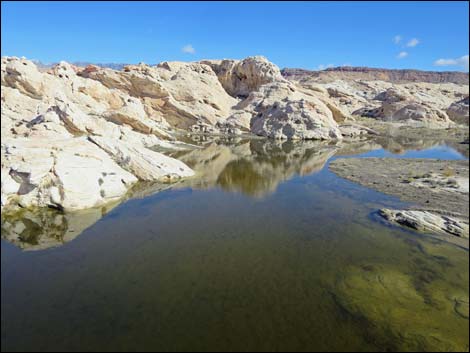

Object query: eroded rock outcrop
[356,87,453,127]
[80,60,239,129]
[2,54,468,214]
[201,56,284,98]
[1,138,138,210]
[447,96,469,126]
[1,57,197,212]
[287,71,469,128]
[231,82,343,140]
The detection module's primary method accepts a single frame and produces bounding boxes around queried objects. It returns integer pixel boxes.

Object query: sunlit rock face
[229,81,343,140]
[288,71,469,128]
[80,60,239,129]
[1,54,468,215]
[0,135,197,211]
[447,96,469,126]
[350,82,468,128]
[201,56,285,98]
[0,55,348,214]
[0,57,197,212]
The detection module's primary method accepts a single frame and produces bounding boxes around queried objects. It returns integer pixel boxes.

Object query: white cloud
[434,55,469,71]
[397,51,408,59]
[406,38,420,47]
[393,35,402,44]
[181,44,195,54]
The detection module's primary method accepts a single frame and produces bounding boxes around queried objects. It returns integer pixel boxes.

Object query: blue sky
[2,1,469,71]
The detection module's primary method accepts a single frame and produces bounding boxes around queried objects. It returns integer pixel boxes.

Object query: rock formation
[379,208,469,238]
[201,56,284,98]
[1,57,197,211]
[447,96,469,125]
[1,54,468,214]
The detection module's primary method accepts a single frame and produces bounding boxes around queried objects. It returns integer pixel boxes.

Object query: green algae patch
[334,265,469,351]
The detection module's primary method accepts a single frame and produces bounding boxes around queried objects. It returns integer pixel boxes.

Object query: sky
[1,1,469,71]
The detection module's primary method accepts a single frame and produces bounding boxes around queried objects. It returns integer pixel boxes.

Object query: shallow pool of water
[2,138,469,351]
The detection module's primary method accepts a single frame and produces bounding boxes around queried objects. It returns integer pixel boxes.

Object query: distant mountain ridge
[32,60,128,71]
[281,66,469,85]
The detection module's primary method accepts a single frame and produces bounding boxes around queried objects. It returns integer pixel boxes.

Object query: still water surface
[1,137,469,351]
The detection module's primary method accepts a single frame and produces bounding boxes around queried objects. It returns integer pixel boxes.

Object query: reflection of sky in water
[356,145,467,160]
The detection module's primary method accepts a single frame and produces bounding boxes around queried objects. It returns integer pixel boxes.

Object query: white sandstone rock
[88,136,194,181]
[379,208,469,238]
[447,96,469,126]
[1,137,138,211]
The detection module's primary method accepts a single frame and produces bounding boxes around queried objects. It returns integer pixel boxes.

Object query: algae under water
[1,138,469,351]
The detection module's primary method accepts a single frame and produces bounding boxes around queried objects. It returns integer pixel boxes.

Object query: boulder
[447,96,469,126]
[201,56,284,98]
[233,82,342,140]
[1,56,44,99]
[1,137,138,211]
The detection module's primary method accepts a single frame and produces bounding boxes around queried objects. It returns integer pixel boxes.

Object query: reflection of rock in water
[333,265,469,351]
[335,140,383,156]
[178,139,338,197]
[341,133,469,157]
[375,136,447,154]
[447,140,470,159]
[1,139,340,249]
[1,204,118,251]
[3,136,465,251]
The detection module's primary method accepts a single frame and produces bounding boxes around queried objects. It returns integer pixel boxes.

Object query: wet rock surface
[379,209,469,239]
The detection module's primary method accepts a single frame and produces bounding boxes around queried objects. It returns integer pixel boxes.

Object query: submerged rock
[334,265,469,351]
